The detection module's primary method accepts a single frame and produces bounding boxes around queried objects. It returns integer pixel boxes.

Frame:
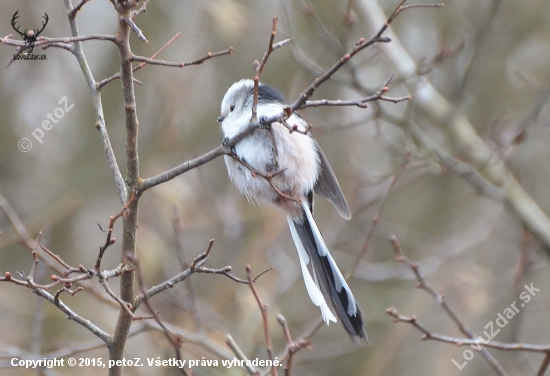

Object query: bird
[218,79,367,342]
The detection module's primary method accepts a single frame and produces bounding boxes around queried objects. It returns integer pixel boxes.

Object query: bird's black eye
[229,105,235,112]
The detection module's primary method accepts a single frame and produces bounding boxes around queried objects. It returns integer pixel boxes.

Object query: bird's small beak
[217,116,225,123]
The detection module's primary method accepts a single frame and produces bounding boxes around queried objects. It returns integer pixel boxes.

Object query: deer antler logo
[11,11,49,54]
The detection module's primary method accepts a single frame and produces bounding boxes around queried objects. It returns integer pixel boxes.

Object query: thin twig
[226,335,260,376]
[140,319,235,363]
[136,264,191,305]
[304,95,410,108]
[386,307,550,376]
[195,266,248,284]
[63,0,127,205]
[129,253,189,376]
[98,32,182,89]
[389,235,508,376]
[0,34,116,49]
[289,0,439,111]
[40,244,81,274]
[41,42,73,51]
[278,116,311,135]
[171,208,203,331]
[130,46,233,67]
[136,239,245,304]
[381,2,444,38]
[53,286,84,303]
[95,190,136,270]
[256,16,279,77]
[2,255,111,344]
[99,277,140,319]
[538,353,550,376]
[32,287,111,343]
[304,75,410,108]
[253,267,273,283]
[348,150,412,276]
[131,0,149,19]
[272,37,294,50]
[139,145,226,191]
[69,0,92,19]
[0,191,35,250]
[296,0,346,56]
[123,16,148,43]
[276,315,310,376]
[387,308,550,353]
[226,152,299,203]
[246,265,278,376]
[28,231,43,283]
[252,17,279,121]
[288,35,392,114]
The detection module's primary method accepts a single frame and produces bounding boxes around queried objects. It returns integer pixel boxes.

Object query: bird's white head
[218,80,254,137]
[218,79,289,139]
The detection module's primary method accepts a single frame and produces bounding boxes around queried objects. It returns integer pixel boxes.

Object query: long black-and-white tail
[287,201,367,343]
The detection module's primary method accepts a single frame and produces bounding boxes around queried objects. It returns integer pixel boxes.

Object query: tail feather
[288,217,337,324]
[287,202,368,343]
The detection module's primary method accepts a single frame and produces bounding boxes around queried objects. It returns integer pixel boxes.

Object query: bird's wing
[313,143,352,219]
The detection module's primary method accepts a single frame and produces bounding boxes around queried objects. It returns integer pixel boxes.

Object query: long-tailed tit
[218,79,367,342]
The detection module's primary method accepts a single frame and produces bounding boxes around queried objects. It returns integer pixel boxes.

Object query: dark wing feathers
[313,144,352,220]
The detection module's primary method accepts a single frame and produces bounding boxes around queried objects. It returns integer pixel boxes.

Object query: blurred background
[1,0,550,375]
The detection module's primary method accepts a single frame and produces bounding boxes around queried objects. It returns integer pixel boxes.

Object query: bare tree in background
[1,0,550,375]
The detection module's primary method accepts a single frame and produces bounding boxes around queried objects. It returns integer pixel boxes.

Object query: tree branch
[226,335,260,376]
[32,287,111,343]
[246,265,277,376]
[389,235,508,375]
[63,0,127,205]
[135,239,245,305]
[251,17,279,122]
[303,75,410,109]
[69,0,92,19]
[109,2,141,374]
[98,32,183,89]
[356,0,550,248]
[0,34,116,50]
[130,46,233,68]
